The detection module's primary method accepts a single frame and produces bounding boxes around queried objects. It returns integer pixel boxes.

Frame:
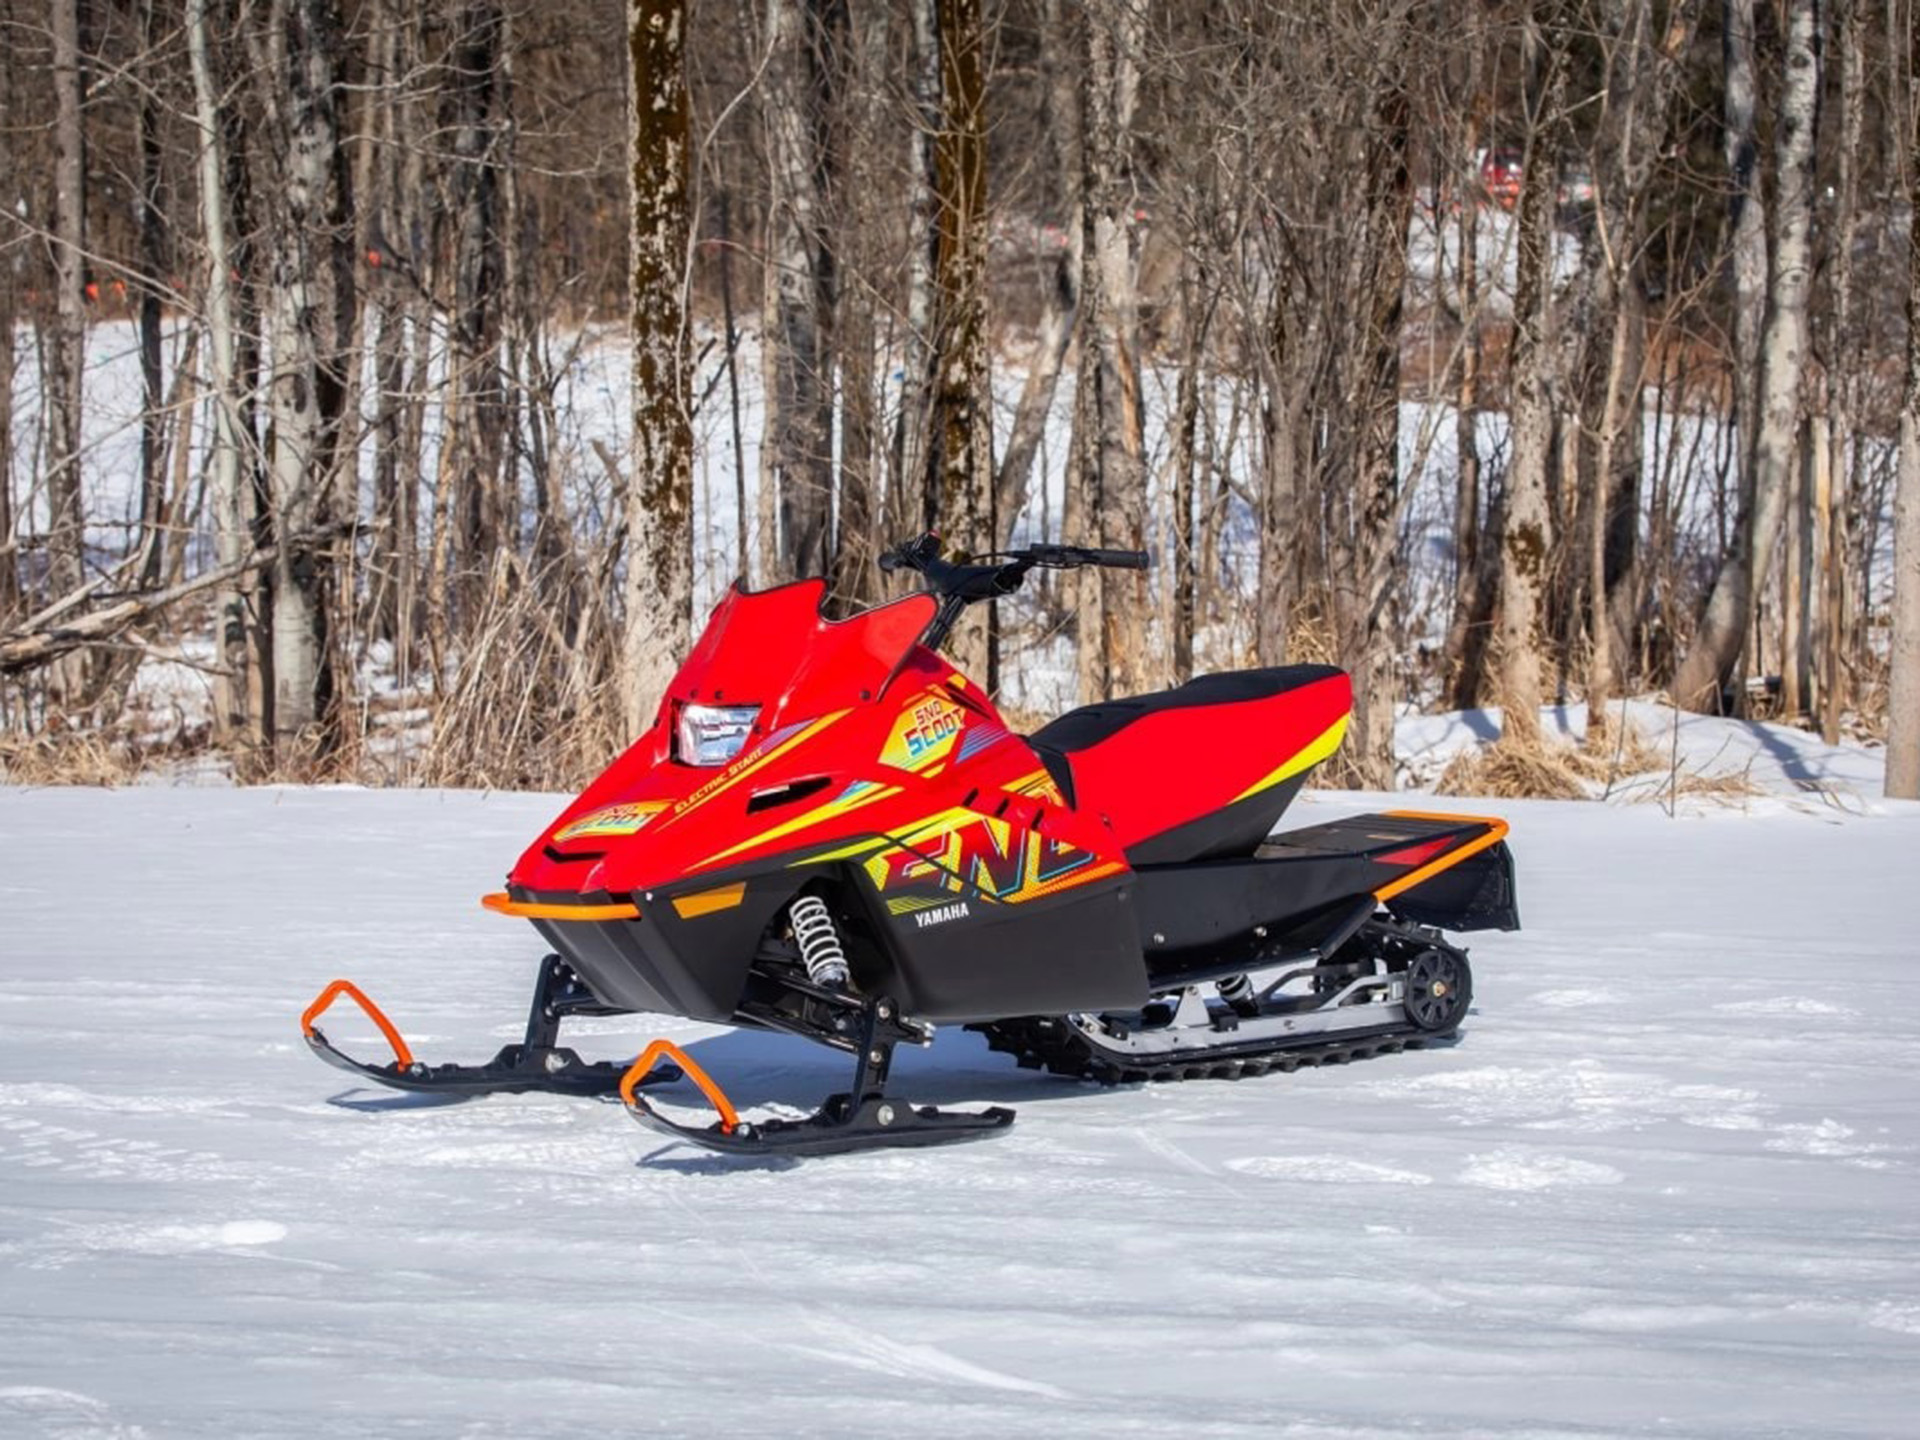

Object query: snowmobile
[302,533,1518,1157]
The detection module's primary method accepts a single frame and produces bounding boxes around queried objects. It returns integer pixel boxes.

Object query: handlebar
[879,533,1149,592]
[878,532,1150,656]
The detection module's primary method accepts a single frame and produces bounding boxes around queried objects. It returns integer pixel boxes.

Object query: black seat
[1028,665,1342,807]
[1032,666,1342,755]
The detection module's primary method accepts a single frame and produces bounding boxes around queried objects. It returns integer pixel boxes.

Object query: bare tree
[253,0,357,753]
[444,1,512,596]
[1571,0,1697,737]
[994,0,1081,542]
[1817,0,1866,745]
[1722,0,1766,469]
[0,0,18,626]
[895,0,941,525]
[930,0,993,677]
[45,0,87,608]
[1496,9,1571,752]
[1675,0,1821,712]
[1889,0,1920,799]
[828,0,887,610]
[188,0,260,751]
[761,0,838,582]
[1074,0,1149,705]
[622,0,695,737]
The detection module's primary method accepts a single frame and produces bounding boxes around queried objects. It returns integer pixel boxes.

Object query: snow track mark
[1227,1154,1433,1185]
[1456,1146,1625,1191]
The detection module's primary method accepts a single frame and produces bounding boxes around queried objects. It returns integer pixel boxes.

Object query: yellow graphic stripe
[694,783,904,870]
[792,835,890,865]
[1231,715,1348,803]
[665,710,849,826]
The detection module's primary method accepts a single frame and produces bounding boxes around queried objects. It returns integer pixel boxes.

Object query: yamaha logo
[913,901,971,929]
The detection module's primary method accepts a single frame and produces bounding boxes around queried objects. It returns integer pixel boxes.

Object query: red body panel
[509,581,1127,903]
[508,580,1352,904]
[1061,672,1351,850]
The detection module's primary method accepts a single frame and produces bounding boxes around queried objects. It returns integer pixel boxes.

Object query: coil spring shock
[788,895,850,988]
[1216,973,1258,1015]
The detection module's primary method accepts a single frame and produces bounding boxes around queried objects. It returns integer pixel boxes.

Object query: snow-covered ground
[4,760,1919,1436]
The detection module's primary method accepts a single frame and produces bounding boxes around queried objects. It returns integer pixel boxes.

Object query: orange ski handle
[300,979,416,1070]
[619,1039,740,1135]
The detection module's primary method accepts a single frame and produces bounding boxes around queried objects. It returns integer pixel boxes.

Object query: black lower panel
[875,878,1149,1022]
[1129,810,1520,958]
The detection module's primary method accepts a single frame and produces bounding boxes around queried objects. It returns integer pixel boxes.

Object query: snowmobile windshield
[675,579,939,728]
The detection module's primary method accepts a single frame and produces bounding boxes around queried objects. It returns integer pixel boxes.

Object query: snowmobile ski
[618,1000,1014,1158]
[300,957,681,1099]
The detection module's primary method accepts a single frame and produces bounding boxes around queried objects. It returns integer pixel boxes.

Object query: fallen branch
[0,547,277,676]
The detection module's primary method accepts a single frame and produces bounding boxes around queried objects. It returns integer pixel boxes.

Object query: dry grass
[1434,736,1594,800]
[0,727,155,787]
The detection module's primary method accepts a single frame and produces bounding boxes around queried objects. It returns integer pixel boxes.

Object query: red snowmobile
[302,535,1517,1156]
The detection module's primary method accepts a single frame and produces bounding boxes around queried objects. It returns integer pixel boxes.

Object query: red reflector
[1375,836,1456,868]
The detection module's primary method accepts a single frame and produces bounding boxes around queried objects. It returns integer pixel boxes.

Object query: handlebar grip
[878,551,903,573]
[1090,548,1150,570]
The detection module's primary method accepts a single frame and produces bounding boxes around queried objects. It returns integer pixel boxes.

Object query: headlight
[676,703,760,767]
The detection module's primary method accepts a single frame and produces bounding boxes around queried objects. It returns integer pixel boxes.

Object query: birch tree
[1075,0,1149,705]
[0,5,17,627]
[621,0,694,737]
[1674,0,1821,712]
[254,0,356,752]
[188,0,261,749]
[1888,0,1920,799]
[761,0,837,583]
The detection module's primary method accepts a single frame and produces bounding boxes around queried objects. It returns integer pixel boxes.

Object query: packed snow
[3,739,1918,1436]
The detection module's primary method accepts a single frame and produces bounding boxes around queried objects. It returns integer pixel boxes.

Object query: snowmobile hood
[503,579,1113,901]
[674,577,938,722]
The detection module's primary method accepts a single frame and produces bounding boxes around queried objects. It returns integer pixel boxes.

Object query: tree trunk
[1722,0,1767,486]
[259,0,355,756]
[761,0,837,583]
[1887,0,1920,799]
[896,0,941,522]
[188,0,261,752]
[1822,0,1865,744]
[1496,17,1569,751]
[622,0,695,738]
[931,0,994,679]
[829,0,887,610]
[1674,0,1820,713]
[0,20,17,626]
[1342,80,1413,788]
[1078,0,1149,702]
[1170,272,1212,686]
[1578,0,1695,735]
[1254,287,1300,670]
[46,0,87,606]
[993,0,1081,540]
[135,0,167,588]
[1445,105,1484,704]
[445,0,509,610]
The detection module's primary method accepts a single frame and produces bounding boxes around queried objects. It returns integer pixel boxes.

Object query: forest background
[0,0,1916,798]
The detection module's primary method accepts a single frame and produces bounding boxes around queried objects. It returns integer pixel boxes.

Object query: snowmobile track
[970,1016,1442,1086]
